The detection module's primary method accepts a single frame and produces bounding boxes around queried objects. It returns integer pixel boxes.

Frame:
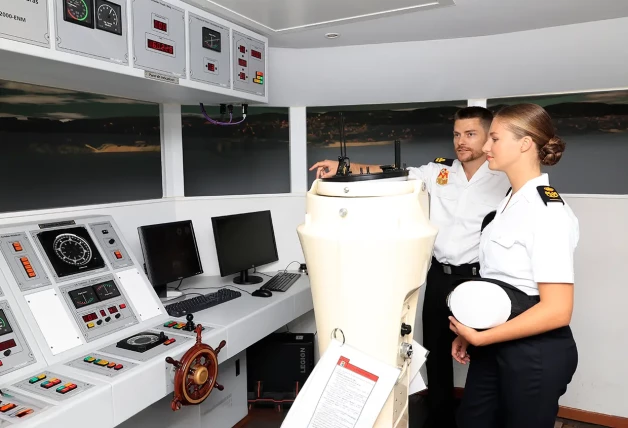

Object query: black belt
[432,257,480,277]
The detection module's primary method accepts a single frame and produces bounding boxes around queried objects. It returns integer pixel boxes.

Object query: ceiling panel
[201,0,454,31]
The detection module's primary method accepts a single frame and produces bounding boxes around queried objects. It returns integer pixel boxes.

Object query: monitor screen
[211,210,278,284]
[137,220,203,291]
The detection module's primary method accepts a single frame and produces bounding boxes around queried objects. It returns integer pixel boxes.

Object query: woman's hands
[449,316,485,347]
[452,336,471,364]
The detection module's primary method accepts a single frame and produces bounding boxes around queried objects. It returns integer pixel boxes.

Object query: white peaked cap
[447,280,512,329]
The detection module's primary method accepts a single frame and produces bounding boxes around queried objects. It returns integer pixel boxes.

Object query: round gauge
[53,233,93,266]
[66,0,90,22]
[127,334,159,346]
[97,4,117,26]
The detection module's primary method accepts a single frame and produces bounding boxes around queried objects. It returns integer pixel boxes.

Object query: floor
[236,407,607,428]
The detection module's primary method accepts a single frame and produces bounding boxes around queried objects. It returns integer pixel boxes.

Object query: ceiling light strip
[201,1,441,32]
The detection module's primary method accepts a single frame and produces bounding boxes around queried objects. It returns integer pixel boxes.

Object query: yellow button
[87,323,94,329]
[96,360,108,366]
[65,382,73,387]
[37,374,46,380]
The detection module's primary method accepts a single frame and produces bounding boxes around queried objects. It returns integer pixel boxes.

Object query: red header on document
[337,356,379,382]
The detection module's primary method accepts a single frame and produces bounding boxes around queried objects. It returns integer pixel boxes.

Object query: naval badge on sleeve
[537,186,564,205]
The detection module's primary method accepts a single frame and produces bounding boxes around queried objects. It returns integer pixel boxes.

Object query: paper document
[409,340,429,395]
[282,339,400,428]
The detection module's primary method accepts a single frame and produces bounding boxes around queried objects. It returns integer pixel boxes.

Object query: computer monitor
[211,210,279,285]
[137,220,203,299]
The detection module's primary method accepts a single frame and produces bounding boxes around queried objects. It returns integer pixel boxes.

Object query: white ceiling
[183,0,628,48]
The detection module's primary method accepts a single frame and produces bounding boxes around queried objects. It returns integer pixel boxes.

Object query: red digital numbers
[147,39,173,55]
[238,58,247,67]
[208,63,215,72]
[251,50,261,59]
[154,19,167,32]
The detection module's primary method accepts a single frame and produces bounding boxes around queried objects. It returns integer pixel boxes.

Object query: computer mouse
[252,289,272,298]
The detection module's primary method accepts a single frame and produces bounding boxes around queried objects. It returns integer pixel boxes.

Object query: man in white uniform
[310,107,511,428]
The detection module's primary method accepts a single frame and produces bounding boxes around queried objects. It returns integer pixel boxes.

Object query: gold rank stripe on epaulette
[536,186,564,205]
[433,157,454,167]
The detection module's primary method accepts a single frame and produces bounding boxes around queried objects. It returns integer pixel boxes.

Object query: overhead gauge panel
[232,31,266,97]
[0,0,50,48]
[55,0,128,65]
[32,225,107,283]
[189,13,230,88]
[132,0,186,78]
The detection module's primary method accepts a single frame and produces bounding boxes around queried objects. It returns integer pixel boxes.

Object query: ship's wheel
[165,323,226,411]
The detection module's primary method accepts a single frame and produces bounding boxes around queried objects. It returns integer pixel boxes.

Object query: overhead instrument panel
[188,13,230,88]
[0,233,51,293]
[55,0,128,64]
[89,221,134,270]
[0,0,50,48]
[0,301,37,377]
[132,0,186,78]
[32,225,106,282]
[232,31,266,97]
[59,274,138,342]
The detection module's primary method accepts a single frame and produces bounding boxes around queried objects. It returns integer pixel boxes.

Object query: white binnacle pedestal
[297,176,438,428]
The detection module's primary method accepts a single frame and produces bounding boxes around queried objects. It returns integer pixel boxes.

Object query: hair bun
[540,135,565,166]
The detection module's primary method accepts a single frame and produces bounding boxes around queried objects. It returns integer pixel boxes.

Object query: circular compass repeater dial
[66,0,90,21]
[53,233,93,266]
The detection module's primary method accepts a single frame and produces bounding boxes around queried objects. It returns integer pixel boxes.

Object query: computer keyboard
[165,288,241,317]
[261,272,301,292]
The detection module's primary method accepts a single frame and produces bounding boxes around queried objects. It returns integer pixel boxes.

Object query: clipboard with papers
[281,337,401,428]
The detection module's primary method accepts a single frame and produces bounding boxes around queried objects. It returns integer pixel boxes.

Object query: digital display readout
[0,339,16,352]
[82,313,98,323]
[153,19,167,32]
[147,39,173,55]
[251,50,261,59]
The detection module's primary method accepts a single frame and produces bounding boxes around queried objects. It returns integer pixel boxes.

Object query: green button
[28,377,39,384]
[84,356,92,362]
[93,359,101,364]
[56,385,65,392]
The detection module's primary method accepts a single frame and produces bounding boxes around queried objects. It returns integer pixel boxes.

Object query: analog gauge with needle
[63,0,94,28]
[96,0,122,35]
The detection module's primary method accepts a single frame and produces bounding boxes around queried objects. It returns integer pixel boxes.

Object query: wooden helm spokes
[165,324,226,411]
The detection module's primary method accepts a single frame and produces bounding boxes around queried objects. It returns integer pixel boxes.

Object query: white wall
[268,17,628,107]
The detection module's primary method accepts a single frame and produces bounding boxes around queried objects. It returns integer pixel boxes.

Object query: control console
[59,274,137,342]
[0,301,36,377]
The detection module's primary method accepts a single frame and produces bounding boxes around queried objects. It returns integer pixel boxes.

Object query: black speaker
[247,332,315,405]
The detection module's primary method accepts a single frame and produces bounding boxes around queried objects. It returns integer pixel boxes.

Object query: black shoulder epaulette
[506,187,512,197]
[433,157,454,167]
[481,210,496,232]
[536,186,564,205]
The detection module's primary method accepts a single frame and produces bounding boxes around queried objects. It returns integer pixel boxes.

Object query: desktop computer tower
[247,332,315,408]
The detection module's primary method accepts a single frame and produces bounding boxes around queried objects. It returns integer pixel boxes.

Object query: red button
[0,360,3,367]
[119,304,126,309]
[114,251,122,259]
[114,364,123,370]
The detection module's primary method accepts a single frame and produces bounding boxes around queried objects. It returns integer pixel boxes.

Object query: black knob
[97,320,103,325]
[160,331,166,341]
[115,313,121,319]
[105,317,111,322]
[108,239,115,244]
[4,349,11,357]
[401,323,412,336]
[186,314,194,321]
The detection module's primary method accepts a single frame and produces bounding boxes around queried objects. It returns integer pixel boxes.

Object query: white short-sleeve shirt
[479,173,579,296]
[407,159,510,266]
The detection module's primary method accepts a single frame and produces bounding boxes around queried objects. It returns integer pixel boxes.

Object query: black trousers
[422,260,476,428]
[457,326,578,428]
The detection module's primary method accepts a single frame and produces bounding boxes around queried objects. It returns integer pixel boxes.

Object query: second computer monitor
[211,210,279,285]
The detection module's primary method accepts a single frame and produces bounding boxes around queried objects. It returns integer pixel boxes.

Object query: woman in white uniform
[448,103,579,428]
